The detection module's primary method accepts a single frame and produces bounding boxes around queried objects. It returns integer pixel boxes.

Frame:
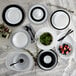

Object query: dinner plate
[37,50,58,70]
[2,5,25,26]
[28,4,48,24]
[50,10,70,30]
[35,27,57,50]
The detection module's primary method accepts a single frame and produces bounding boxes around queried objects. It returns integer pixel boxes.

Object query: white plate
[6,50,34,71]
[55,32,74,59]
[51,10,70,30]
[10,28,31,49]
[35,27,57,50]
[29,4,48,24]
[5,7,22,24]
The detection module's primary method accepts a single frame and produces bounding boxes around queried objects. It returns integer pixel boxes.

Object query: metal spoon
[58,29,73,41]
[10,59,24,66]
[24,25,35,43]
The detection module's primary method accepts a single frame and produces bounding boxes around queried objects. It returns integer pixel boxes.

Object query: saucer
[50,10,70,30]
[37,50,58,70]
[29,4,48,24]
[2,5,25,26]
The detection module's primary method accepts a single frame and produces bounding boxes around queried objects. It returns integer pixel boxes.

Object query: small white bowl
[5,50,34,71]
[35,27,57,50]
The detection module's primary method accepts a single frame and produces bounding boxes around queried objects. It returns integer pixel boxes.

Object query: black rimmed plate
[50,10,70,30]
[29,4,48,24]
[2,5,25,26]
[37,49,58,70]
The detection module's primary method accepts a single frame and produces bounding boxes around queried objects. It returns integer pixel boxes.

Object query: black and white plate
[50,10,70,30]
[29,4,48,24]
[37,50,58,70]
[2,5,25,26]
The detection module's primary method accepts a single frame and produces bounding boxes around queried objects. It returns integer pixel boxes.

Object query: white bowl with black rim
[10,28,31,49]
[6,50,34,71]
[2,5,25,26]
[35,27,57,50]
[50,10,70,30]
[28,4,48,24]
[37,49,58,70]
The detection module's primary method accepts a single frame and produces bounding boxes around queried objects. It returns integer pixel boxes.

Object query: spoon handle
[10,60,19,66]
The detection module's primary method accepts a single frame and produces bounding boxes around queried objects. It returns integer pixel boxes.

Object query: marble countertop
[0,0,76,76]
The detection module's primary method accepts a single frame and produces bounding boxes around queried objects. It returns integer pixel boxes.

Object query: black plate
[2,5,25,26]
[37,49,58,70]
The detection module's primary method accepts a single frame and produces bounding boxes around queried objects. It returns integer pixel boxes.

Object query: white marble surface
[0,0,76,76]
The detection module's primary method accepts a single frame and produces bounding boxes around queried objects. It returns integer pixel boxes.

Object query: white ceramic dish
[6,50,34,71]
[28,4,48,24]
[10,28,31,49]
[50,10,70,30]
[55,32,74,59]
[5,7,22,24]
[35,27,57,50]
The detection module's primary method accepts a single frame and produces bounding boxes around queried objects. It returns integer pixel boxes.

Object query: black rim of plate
[50,10,70,30]
[37,49,58,71]
[30,7,46,22]
[2,5,25,26]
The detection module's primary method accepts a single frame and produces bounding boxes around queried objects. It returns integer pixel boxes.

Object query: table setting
[0,0,76,76]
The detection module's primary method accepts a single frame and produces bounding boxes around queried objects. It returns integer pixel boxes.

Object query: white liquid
[32,8,44,20]
[44,55,52,64]
[12,32,28,48]
[52,11,69,29]
[5,7,22,24]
